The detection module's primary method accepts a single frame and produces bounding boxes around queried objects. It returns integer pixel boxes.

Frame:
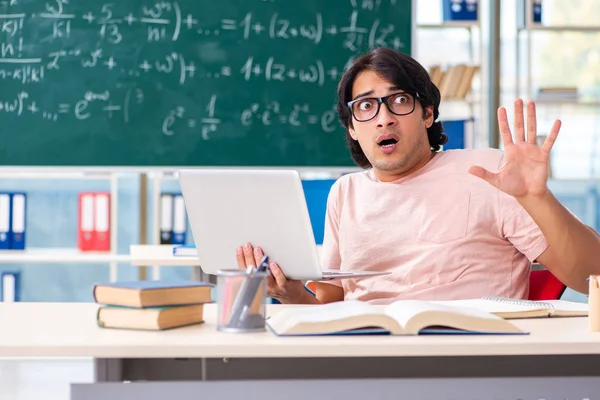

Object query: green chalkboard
[0,0,412,167]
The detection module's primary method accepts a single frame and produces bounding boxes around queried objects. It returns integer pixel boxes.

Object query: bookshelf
[515,0,600,105]
[0,170,124,282]
[514,0,600,179]
[416,19,483,148]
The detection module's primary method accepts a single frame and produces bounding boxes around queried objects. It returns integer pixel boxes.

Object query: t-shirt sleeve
[316,179,343,287]
[499,191,548,262]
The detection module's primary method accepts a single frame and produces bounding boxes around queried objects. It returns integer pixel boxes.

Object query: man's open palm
[468,99,561,199]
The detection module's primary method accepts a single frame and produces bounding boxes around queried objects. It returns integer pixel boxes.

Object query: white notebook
[433,297,588,319]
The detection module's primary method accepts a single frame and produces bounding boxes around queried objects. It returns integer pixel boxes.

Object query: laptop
[178,169,389,281]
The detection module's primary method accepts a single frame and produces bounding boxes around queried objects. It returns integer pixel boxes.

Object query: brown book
[455,65,479,99]
[97,304,205,330]
[438,64,466,99]
[428,65,443,86]
[93,280,213,308]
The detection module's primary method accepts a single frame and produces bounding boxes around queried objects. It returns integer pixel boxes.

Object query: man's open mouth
[378,138,398,147]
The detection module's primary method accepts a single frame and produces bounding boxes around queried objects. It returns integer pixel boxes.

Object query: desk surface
[1,303,600,359]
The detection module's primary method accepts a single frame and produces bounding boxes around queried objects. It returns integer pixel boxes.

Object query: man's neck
[374,151,436,182]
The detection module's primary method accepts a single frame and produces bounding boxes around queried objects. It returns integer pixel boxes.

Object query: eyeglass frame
[346,91,421,123]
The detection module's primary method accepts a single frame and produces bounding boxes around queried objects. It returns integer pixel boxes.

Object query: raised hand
[467,99,561,200]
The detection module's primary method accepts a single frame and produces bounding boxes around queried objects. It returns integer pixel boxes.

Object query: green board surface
[0,0,412,166]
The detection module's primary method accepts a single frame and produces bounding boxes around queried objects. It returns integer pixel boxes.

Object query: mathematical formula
[0,0,406,138]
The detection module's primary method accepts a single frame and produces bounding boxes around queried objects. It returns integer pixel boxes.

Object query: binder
[442,0,478,22]
[171,194,187,245]
[160,193,174,244]
[10,192,26,250]
[94,192,110,251]
[0,193,10,250]
[78,192,96,251]
[1,271,20,302]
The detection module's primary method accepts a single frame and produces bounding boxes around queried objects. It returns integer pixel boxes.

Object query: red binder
[78,192,110,252]
[94,192,110,251]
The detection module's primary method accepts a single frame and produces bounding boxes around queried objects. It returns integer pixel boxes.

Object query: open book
[434,297,588,319]
[266,300,525,336]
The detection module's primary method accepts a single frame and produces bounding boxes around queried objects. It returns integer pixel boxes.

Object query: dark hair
[336,47,448,168]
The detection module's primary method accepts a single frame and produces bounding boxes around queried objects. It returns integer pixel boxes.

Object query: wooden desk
[1,302,600,382]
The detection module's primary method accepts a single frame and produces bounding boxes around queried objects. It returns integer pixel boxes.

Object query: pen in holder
[589,275,600,332]
[216,261,269,333]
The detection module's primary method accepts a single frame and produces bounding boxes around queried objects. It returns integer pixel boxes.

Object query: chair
[528,269,566,300]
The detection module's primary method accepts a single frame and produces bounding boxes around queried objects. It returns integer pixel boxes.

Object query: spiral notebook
[433,297,588,319]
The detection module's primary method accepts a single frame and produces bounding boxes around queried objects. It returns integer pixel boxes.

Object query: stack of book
[428,64,480,100]
[93,280,214,330]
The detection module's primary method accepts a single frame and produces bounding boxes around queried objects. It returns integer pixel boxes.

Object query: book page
[266,301,379,333]
[431,299,549,315]
[384,300,501,330]
[545,300,588,312]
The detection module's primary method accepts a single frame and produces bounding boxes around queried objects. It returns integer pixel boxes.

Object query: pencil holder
[589,275,600,332]
[216,269,268,333]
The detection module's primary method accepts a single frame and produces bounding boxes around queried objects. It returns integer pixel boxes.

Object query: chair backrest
[529,269,566,300]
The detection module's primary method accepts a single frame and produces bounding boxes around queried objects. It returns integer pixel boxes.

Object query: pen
[227,255,270,329]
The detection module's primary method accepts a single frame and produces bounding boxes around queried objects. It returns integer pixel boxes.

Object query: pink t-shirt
[319,148,548,304]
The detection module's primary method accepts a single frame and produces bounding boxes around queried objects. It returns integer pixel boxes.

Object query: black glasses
[347,92,419,122]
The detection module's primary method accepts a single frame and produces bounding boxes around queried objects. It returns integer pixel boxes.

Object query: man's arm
[520,191,600,294]
[314,282,345,303]
[467,99,600,295]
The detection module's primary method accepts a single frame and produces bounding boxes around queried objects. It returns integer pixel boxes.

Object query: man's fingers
[497,106,514,147]
[542,119,561,153]
[269,263,288,287]
[243,243,255,268]
[235,246,245,269]
[526,101,537,144]
[467,165,500,189]
[513,99,525,142]
[253,246,264,266]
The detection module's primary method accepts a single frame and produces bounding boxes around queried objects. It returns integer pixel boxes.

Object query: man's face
[348,70,434,178]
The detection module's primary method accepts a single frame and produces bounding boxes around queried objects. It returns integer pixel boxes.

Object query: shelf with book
[514,0,600,180]
[0,170,121,282]
[416,18,483,148]
[515,0,600,104]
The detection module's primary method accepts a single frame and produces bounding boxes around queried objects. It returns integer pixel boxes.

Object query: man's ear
[424,106,434,129]
[349,126,358,141]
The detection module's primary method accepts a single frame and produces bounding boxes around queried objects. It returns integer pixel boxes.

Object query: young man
[236,47,600,305]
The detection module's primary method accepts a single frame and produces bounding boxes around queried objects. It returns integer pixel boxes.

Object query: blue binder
[0,193,10,250]
[532,0,542,23]
[442,0,478,22]
[9,193,26,250]
[171,193,187,245]
[1,271,21,302]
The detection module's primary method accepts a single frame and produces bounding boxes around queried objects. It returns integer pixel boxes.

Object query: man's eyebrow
[352,90,374,101]
[352,86,405,101]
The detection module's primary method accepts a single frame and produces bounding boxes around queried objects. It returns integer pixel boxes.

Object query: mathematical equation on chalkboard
[0,0,404,139]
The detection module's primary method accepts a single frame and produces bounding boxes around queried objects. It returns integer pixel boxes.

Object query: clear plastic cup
[216,269,268,333]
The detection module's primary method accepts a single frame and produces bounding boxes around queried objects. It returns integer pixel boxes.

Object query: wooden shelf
[534,99,600,106]
[417,22,479,29]
[0,248,130,264]
[520,25,600,32]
